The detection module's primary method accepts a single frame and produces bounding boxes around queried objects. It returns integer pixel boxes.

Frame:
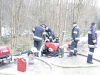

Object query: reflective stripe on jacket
[33,25,45,41]
[88,27,97,47]
[72,26,80,41]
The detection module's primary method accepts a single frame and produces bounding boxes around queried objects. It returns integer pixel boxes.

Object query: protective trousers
[87,48,94,64]
[34,40,42,57]
[68,40,78,57]
[34,40,42,50]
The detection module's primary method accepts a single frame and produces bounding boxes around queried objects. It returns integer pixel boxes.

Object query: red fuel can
[17,58,26,72]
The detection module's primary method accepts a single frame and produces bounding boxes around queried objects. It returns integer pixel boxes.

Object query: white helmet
[31,47,37,52]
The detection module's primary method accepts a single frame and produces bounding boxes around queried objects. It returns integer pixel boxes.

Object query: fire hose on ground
[0,49,100,75]
[0,49,53,75]
[10,50,100,68]
[50,52,100,68]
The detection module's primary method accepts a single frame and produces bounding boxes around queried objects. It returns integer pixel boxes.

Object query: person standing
[32,25,46,56]
[67,22,80,57]
[87,22,97,64]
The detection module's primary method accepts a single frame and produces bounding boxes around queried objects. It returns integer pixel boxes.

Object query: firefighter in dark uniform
[32,25,46,56]
[45,26,57,42]
[67,22,80,57]
[87,22,97,64]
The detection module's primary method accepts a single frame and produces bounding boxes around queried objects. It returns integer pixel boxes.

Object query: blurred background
[0,0,100,54]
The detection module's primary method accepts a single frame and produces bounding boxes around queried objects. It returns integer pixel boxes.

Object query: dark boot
[87,54,93,64]
[73,50,77,56]
[67,52,73,57]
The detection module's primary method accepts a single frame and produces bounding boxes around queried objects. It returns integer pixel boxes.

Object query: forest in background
[0,0,100,53]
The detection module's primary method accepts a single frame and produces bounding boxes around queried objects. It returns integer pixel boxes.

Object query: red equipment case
[17,58,26,72]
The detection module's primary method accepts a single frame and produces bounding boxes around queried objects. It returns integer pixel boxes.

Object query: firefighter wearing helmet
[67,22,80,57]
[87,22,97,64]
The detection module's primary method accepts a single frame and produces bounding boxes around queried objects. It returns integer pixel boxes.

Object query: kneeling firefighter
[87,22,97,64]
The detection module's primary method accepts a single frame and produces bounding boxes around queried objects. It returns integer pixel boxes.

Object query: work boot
[67,52,73,57]
[73,50,77,56]
[87,61,93,64]
[87,54,93,64]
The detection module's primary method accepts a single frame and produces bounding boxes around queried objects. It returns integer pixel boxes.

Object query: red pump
[40,42,60,57]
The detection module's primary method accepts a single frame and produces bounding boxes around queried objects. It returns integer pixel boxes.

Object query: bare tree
[0,0,98,53]
[0,0,2,42]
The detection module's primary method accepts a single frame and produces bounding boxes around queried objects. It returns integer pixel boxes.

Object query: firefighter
[32,25,46,56]
[87,22,97,64]
[45,26,56,42]
[67,22,80,57]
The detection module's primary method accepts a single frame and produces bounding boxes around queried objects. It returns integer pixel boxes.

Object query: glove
[49,36,52,39]
[53,39,56,42]
[32,28,35,31]
[45,39,50,42]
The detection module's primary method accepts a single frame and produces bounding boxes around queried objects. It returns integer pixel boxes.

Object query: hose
[50,52,100,68]
[0,51,53,75]
[1,49,100,75]
[50,63,100,68]
[12,50,30,56]
[12,50,100,68]
[0,73,17,75]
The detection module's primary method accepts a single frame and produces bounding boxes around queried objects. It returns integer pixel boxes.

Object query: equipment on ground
[0,46,12,65]
[40,42,60,57]
[17,58,26,72]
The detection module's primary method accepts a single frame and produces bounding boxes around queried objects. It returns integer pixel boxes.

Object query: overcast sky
[96,0,100,7]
